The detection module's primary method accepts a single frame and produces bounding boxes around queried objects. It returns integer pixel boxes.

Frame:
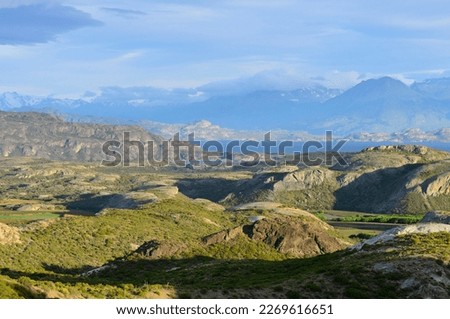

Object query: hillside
[0,111,162,162]
[0,157,349,298]
[0,189,448,298]
[0,156,448,298]
[180,145,450,214]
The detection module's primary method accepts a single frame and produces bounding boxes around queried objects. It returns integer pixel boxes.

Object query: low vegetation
[0,148,448,299]
[332,214,423,224]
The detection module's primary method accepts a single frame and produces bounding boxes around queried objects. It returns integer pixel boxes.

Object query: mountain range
[1,76,450,137]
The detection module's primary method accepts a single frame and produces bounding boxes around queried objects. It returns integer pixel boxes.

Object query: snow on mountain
[0,92,44,109]
[1,76,450,141]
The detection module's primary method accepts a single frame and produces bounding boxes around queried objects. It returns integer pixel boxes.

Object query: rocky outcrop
[17,204,59,211]
[421,211,450,224]
[352,223,450,251]
[350,221,450,299]
[247,217,345,257]
[202,227,244,246]
[424,172,450,196]
[134,240,188,259]
[273,168,336,192]
[220,146,450,214]
[0,223,20,245]
[202,214,348,258]
[372,258,450,299]
[0,111,162,162]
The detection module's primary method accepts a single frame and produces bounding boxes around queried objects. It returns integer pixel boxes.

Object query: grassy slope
[1,230,449,298]
[0,153,449,298]
[0,195,287,298]
[0,192,448,298]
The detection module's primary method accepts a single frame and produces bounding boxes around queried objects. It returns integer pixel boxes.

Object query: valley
[2,0,450,306]
[0,143,449,298]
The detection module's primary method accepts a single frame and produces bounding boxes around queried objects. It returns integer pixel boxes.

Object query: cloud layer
[0,3,101,45]
[1,0,450,95]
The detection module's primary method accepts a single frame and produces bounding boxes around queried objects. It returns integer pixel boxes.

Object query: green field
[316,210,424,224]
[311,210,424,242]
[0,211,64,227]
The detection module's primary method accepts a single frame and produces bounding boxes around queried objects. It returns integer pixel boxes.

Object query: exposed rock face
[0,223,20,245]
[352,223,450,251]
[421,211,450,224]
[17,204,58,211]
[273,168,335,192]
[372,258,450,299]
[350,221,450,299]
[202,215,347,258]
[134,240,188,259]
[248,217,345,257]
[217,146,450,214]
[202,227,243,246]
[220,168,339,211]
[362,144,429,155]
[0,111,162,162]
[424,172,450,196]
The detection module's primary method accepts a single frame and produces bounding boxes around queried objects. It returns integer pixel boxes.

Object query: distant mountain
[76,86,339,129]
[157,87,340,130]
[0,92,87,113]
[0,92,43,109]
[138,119,450,143]
[411,77,450,100]
[1,76,450,136]
[317,77,450,134]
[137,119,318,141]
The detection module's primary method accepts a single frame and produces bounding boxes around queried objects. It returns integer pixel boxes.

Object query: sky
[1,0,450,96]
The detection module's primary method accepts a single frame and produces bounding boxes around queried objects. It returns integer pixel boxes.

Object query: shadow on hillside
[176,178,247,202]
[2,249,445,298]
[0,252,344,293]
[333,163,424,213]
[64,193,140,214]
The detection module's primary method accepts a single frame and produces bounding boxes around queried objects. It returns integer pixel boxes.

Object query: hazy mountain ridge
[1,76,450,137]
[319,77,450,134]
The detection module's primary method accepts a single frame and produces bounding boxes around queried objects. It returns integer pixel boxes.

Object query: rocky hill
[0,154,448,298]
[201,209,347,258]
[180,145,450,214]
[0,111,162,162]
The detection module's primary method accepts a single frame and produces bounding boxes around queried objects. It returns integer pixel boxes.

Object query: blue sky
[1,0,450,96]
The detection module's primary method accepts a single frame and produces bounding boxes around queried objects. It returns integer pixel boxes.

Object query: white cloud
[108,51,144,63]
[2,0,450,95]
[0,0,56,8]
[0,3,102,45]
[315,71,370,89]
[386,73,415,85]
